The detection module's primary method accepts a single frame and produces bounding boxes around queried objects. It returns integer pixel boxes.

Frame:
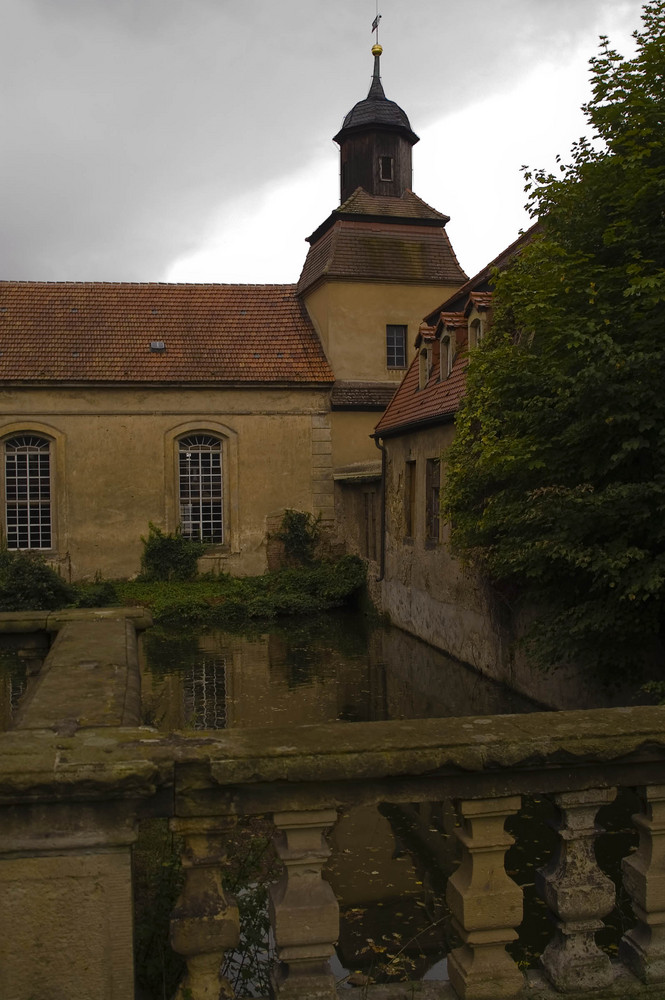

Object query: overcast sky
[1,0,646,285]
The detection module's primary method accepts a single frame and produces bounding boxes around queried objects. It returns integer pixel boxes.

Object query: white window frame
[178,434,224,544]
[386,324,407,369]
[3,434,53,550]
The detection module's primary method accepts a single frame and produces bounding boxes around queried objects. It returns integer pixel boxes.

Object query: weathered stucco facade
[0,384,334,580]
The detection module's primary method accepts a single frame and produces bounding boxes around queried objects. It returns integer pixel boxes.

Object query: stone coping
[2,705,665,804]
[0,606,153,633]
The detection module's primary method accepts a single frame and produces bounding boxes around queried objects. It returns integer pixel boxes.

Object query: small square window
[386,325,407,368]
[379,156,394,181]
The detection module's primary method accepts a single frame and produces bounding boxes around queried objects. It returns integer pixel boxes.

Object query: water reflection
[139,610,541,731]
[0,633,48,731]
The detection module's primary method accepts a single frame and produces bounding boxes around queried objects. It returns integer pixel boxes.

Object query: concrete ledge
[0,606,153,633]
[13,618,143,731]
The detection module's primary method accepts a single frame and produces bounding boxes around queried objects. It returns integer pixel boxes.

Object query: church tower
[298,43,466,476]
[335,44,419,203]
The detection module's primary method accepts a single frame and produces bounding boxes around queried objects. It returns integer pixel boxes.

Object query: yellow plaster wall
[330,410,382,468]
[303,280,461,381]
[0,385,329,581]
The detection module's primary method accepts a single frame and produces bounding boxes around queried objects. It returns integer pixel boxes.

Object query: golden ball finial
[372,43,383,56]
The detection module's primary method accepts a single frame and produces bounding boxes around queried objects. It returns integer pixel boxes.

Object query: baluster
[536,787,616,992]
[169,816,240,1000]
[446,795,524,1000]
[620,784,665,983]
[269,808,339,999]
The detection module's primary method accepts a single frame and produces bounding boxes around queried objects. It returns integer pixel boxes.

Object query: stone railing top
[0,606,153,633]
[2,705,665,806]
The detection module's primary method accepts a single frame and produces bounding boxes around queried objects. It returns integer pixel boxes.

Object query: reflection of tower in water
[183,654,227,729]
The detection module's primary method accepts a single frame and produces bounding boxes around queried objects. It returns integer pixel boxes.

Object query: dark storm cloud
[0,0,644,281]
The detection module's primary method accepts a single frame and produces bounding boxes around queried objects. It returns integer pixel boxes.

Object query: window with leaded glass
[178,434,223,544]
[4,435,52,549]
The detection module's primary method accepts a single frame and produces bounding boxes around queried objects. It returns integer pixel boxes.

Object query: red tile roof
[331,381,398,410]
[298,220,466,295]
[469,291,493,310]
[0,282,335,385]
[374,341,465,437]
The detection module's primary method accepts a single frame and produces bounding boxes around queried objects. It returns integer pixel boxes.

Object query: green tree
[443,2,665,675]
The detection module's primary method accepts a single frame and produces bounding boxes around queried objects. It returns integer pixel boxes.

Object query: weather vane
[371,3,382,44]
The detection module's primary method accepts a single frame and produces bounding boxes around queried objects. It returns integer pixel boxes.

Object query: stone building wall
[377,423,651,710]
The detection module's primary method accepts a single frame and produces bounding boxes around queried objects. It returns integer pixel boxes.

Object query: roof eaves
[373,408,457,440]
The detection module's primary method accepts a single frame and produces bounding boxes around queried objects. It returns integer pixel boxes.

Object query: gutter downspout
[373,433,386,582]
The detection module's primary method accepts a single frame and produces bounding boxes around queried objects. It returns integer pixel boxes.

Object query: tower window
[386,325,407,368]
[379,156,393,181]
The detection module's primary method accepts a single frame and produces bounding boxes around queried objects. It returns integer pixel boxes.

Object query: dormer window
[418,343,433,389]
[440,334,455,379]
[379,156,394,182]
[469,317,484,349]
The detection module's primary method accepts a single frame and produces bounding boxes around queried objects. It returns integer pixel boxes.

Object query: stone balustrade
[2,614,665,998]
[2,706,665,999]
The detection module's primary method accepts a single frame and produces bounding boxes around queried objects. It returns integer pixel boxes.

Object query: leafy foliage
[139,523,205,582]
[443,4,665,675]
[75,580,117,607]
[0,549,74,611]
[274,509,321,564]
[115,555,366,628]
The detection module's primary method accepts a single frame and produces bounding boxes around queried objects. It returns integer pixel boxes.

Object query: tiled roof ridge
[0,280,298,291]
[401,189,446,219]
[338,186,365,214]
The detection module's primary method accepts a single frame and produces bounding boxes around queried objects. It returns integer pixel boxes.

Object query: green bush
[0,549,74,611]
[139,524,205,582]
[76,580,117,607]
[274,509,321,564]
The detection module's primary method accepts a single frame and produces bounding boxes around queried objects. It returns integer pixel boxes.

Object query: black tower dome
[334,44,419,204]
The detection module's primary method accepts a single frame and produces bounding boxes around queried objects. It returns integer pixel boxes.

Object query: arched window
[178,434,223,543]
[4,435,52,549]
